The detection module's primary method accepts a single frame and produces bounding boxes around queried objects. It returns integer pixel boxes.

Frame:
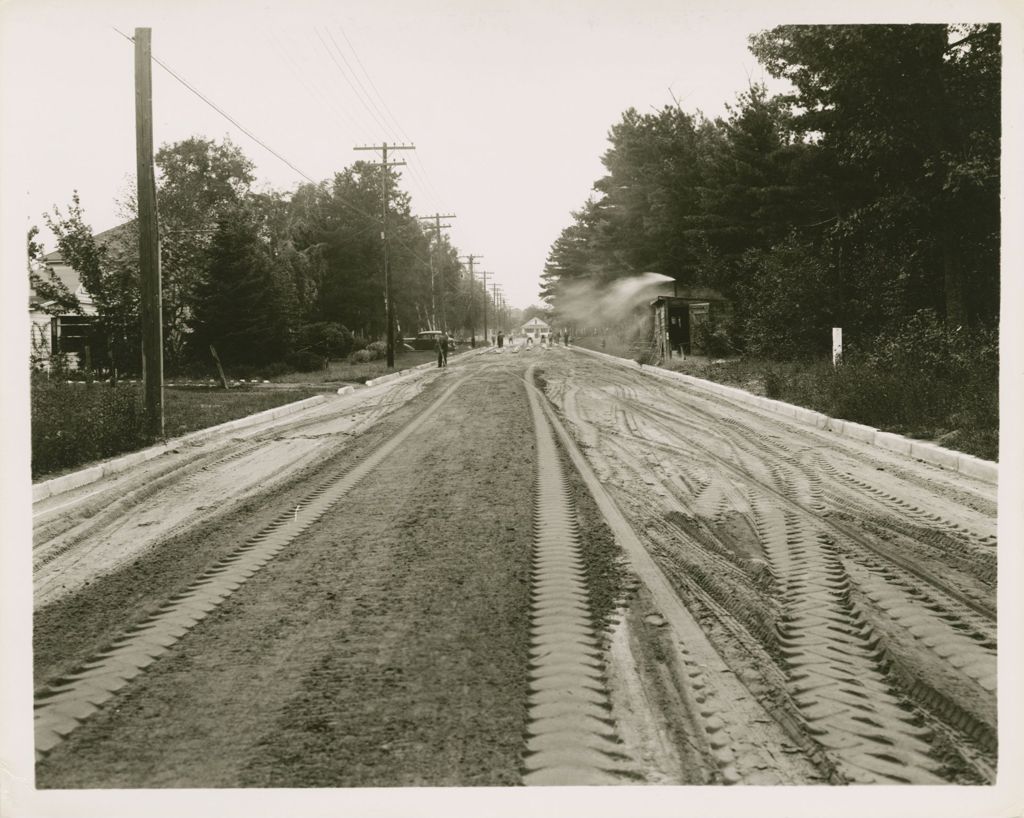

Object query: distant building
[29,223,131,371]
[519,317,550,344]
[29,249,98,371]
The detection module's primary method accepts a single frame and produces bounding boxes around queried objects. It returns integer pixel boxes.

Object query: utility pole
[355,141,415,368]
[459,254,482,347]
[490,283,503,333]
[417,213,455,330]
[135,27,163,438]
[478,270,492,344]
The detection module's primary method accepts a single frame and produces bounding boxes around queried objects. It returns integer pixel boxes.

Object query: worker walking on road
[436,331,450,368]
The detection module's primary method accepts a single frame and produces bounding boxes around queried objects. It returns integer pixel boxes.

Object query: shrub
[295,322,356,360]
[31,379,147,477]
[762,364,786,399]
[735,236,834,360]
[697,316,736,358]
[348,341,387,364]
[684,332,997,461]
[350,333,370,353]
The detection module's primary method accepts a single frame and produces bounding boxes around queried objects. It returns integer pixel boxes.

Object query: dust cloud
[552,272,674,329]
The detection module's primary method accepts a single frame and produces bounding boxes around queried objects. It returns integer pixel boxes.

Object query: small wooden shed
[651,291,730,359]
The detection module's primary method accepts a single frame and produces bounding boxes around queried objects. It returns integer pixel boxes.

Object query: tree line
[30,138,497,375]
[540,24,1000,359]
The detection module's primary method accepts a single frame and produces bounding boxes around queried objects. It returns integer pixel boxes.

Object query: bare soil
[35,363,536,787]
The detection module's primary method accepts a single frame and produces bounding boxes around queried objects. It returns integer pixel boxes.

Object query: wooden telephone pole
[459,254,482,347]
[417,213,455,330]
[355,142,415,368]
[478,270,493,344]
[490,283,503,333]
[135,27,163,437]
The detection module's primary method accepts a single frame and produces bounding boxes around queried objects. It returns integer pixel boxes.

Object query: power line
[327,19,449,212]
[316,28,392,136]
[112,27,438,270]
[333,21,414,144]
[325,28,396,140]
[314,26,444,213]
[113,26,319,187]
[269,28,370,141]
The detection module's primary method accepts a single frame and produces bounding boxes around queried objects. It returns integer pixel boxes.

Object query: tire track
[33,382,439,611]
[539,357,995,783]
[611,393,996,620]
[34,373,471,760]
[533,367,826,785]
[521,371,639,785]
[760,519,943,783]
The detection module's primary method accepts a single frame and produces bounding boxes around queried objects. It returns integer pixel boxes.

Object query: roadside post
[832,327,843,367]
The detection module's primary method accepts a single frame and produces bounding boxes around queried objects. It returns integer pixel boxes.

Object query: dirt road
[31,344,997,787]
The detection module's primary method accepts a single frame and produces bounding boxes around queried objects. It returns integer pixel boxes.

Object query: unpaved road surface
[31,344,997,787]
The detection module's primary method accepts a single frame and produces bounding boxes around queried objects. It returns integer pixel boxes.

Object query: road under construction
[30,342,998,788]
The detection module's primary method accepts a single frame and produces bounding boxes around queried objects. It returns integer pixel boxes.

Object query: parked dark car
[405,330,454,351]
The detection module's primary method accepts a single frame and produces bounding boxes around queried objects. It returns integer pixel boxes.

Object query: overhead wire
[325,19,449,214]
[313,25,444,214]
[112,26,435,268]
[315,28,393,136]
[334,22,414,143]
[113,26,319,188]
[269,29,370,142]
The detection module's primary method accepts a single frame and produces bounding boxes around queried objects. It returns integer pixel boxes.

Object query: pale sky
[0,0,802,310]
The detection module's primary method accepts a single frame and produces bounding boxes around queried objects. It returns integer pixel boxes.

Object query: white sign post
[832,327,843,367]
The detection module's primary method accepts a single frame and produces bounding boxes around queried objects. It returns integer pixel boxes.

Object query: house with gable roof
[519,316,550,345]
[29,223,132,371]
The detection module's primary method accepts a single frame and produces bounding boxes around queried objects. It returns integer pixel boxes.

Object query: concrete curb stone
[571,346,997,485]
[908,440,961,471]
[874,432,914,456]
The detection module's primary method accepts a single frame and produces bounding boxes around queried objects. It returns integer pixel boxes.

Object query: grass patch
[267,349,440,384]
[162,387,319,438]
[31,378,318,480]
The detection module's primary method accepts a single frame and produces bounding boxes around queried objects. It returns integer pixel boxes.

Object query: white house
[519,317,550,344]
[28,223,129,371]
[29,248,99,371]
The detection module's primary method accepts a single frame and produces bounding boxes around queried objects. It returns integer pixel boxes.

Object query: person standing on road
[439,331,450,367]
[436,332,448,368]
[497,331,504,349]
